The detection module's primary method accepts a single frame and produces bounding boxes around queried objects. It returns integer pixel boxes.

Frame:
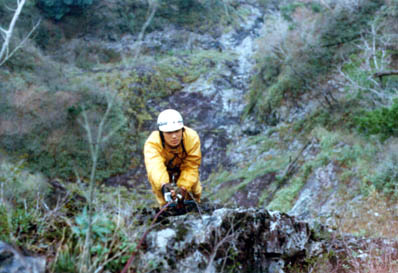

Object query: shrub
[69,207,137,272]
[0,205,38,244]
[246,0,382,123]
[355,100,398,140]
[37,0,94,20]
[370,151,398,198]
[0,160,49,206]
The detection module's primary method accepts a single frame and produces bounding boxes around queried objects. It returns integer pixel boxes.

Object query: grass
[205,132,294,205]
[0,159,146,272]
[266,177,304,212]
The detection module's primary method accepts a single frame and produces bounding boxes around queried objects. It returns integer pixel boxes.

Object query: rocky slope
[1,0,398,272]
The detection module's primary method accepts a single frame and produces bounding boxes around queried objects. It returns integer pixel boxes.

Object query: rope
[120,202,171,273]
[186,191,203,219]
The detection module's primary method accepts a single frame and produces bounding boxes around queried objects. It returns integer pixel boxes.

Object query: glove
[162,183,174,203]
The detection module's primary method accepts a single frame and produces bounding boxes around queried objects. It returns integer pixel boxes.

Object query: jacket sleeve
[177,131,201,192]
[143,135,169,192]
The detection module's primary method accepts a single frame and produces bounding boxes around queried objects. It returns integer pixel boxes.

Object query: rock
[290,162,341,223]
[138,208,318,272]
[131,206,398,272]
[0,242,46,273]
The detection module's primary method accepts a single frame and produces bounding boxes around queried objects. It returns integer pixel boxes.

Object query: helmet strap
[159,130,165,148]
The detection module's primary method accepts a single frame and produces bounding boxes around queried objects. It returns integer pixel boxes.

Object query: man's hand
[162,184,189,203]
[162,183,174,203]
[161,183,173,194]
[175,187,188,201]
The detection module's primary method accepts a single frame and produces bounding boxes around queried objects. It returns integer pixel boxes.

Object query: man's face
[163,129,183,148]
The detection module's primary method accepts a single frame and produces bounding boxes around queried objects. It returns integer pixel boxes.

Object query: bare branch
[204,223,238,273]
[1,18,41,66]
[133,0,158,60]
[337,65,386,104]
[0,0,41,66]
[373,70,398,78]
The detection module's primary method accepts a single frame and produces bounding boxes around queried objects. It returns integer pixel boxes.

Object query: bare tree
[337,18,394,107]
[0,0,40,66]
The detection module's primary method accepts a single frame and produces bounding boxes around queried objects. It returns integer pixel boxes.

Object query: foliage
[0,205,38,245]
[52,243,79,273]
[206,134,288,205]
[309,127,376,168]
[320,0,381,47]
[355,100,398,141]
[1,47,232,180]
[245,0,383,123]
[72,208,114,248]
[280,2,306,21]
[266,177,304,212]
[115,0,237,35]
[0,160,49,206]
[156,0,230,32]
[0,82,130,180]
[0,163,143,272]
[37,0,93,20]
[369,151,398,198]
[0,160,67,247]
[67,205,136,272]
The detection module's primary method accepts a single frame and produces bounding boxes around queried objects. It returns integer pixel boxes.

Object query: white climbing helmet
[157,109,184,132]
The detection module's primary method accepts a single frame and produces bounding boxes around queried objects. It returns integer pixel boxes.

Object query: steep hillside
[1,0,398,272]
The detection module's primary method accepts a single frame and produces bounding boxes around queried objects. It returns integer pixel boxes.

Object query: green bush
[71,207,136,272]
[320,0,381,47]
[0,160,49,206]
[356,100,398,140]
[0,204,40,245]
[37,0,93,20]
[370,152,398,198]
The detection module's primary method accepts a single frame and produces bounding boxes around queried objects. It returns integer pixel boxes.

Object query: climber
[143,109,202,207]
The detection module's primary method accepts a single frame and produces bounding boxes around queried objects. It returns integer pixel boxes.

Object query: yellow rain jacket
[143,126,202,206]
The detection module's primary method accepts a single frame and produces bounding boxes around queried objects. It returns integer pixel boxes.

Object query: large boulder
[137,208,323,273]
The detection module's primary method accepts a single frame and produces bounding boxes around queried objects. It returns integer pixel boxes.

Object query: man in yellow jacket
[143,109,202,206]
